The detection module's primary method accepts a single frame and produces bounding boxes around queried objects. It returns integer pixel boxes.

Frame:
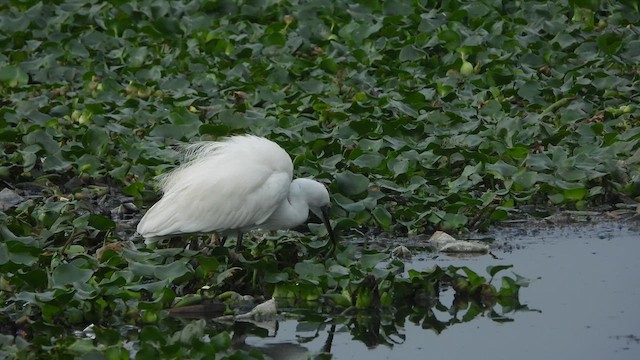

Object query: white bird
[136,135,336,250]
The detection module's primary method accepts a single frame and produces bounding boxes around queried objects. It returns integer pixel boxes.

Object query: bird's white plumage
[137,135,293,239]
[136,135,334,245]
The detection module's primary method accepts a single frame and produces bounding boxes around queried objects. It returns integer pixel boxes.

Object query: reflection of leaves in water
[215,243,528,352]
[273,264,530,351]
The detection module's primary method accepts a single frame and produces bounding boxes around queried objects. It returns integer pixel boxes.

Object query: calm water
[245,221,640,359]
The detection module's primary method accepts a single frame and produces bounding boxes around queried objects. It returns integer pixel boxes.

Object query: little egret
[136,135,336,251]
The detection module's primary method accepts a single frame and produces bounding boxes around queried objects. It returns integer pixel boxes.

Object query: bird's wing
[137,168,291,237]
[137,136,294,238]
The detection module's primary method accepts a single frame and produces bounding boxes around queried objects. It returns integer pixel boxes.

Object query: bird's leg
[235,232,244,251]
[320,205,338,259]
[219,235,228,247]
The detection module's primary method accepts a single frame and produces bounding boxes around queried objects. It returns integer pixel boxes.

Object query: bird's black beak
[321,205,337,248]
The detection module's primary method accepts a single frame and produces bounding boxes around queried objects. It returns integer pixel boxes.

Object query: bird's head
[301,179,330,210]
[294,178,336,246]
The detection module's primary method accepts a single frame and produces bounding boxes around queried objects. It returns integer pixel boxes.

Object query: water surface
[247,221,640,359]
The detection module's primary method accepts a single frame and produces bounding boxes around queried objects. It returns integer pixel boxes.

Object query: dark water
[246,221,640,359]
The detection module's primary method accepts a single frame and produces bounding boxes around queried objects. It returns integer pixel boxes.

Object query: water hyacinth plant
[1,0,639,357]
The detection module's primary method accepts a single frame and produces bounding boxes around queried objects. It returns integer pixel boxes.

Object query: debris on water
[73,324,96,339]
[217,291,256,311]
[0,188,24,211]
[429,231,490,253]
[391,245,412,259]
[607,204,640,221]
[171,291,277,323]
[214,298,279,332]
[542,211,599,224]
[235,298,278,321]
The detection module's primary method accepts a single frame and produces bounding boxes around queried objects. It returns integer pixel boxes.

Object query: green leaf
[0,243,10,265]
[154,260,191,281]
[360,253,389,269]
[371,206,392,230]
[52,263,94,287]
[486,161,518,178]
[387,157,410,177]
[149,124,198,140]
[352,153,384,168]
[323,293,351,307]
[127,46,149,68]
[210,332,231,352]
[199,123,230,136]
[264,272,289,283]
[298,79,324,94]
[513,170,538,189]
[333,193,366,212]
[196,256,219,273]
[327,264,350,277]
[563,188,588,201]
[526,153,555,171]
[88,214,115,231]
[320,58,338,73]
[597,33,623,55]
[569,0,600,11]
[399,45,424,62]
[262,32,286,46]
[487,265,512,278]
[67,339,96,355]
[336,171,370,195]
[0,241,38,266]
[82,126,110,155]
[438,29,461,50]
[43,153,72,172]
[294,262,325,277]
[517,81,541,103]
[0,65,28,86]
[442,213,468,228]
[548,193,564,204]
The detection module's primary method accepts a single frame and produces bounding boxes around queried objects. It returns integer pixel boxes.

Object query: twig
[541,96,575,115]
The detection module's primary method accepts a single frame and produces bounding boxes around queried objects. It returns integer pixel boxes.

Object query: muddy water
[247,222,640,359]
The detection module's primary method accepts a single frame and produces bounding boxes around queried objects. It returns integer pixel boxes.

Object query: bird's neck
[262,181,310,230]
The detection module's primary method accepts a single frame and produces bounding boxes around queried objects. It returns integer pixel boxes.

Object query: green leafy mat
[0,0,638,358]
